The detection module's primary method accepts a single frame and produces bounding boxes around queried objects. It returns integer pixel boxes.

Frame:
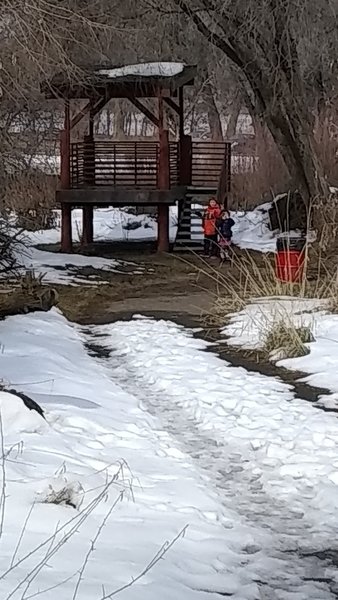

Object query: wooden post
[61,204,72,253]
[82,205,94,246]
[157,92,170,252]
[179,134,192,186]
[60,101,72,252]
[157,204,170,252]
[179,86,184,141]
[89,104,95,139]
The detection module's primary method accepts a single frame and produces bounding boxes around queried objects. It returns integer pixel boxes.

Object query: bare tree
[158,0,337,203]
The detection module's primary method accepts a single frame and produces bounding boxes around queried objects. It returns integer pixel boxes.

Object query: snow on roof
[97,62,185,79]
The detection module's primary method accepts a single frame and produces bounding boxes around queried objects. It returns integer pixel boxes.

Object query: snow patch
[0,390,45,435]
[97,62,184,79]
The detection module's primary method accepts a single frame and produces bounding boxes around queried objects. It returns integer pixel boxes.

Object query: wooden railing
[70,139,231,190]
[71,141,160,188]
[191,141,231,189]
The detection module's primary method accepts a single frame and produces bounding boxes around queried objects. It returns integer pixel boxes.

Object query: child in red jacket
[202,198,221,257]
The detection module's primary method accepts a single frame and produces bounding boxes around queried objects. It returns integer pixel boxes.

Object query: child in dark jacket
[217,210,235,262]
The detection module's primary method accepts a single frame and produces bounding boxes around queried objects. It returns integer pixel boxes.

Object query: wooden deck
[57,186,186,206]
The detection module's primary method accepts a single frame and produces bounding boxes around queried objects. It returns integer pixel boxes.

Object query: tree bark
[114,103,126,139]
[205,83,223,140]
[226,93,241,139]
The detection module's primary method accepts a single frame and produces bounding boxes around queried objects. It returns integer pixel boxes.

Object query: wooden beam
[70,97,108,130]
[179,86,184,140]
[128,97,159,128]
[89,108,94,139]
[164,97,180,115]
[70,101,91,130]
[91,97,109,117]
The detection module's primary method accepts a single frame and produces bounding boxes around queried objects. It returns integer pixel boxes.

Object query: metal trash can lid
[276,235,306,252]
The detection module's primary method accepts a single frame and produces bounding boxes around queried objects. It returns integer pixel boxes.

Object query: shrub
[262,322,314,361]
[1,169,57,231]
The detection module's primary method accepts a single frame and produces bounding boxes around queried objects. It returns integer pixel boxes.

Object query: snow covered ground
[224,296,338,409]
[17,209,158,284]
[16,203,277,285]
[26,205,276,251]
[20,247,136,285]
[2,311,338,598]
[0,310,237,599]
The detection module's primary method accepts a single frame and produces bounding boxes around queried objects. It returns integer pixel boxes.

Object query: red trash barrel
[275,236,306,283]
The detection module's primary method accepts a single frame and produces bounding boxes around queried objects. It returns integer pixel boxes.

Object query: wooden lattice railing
[70,140,231,190]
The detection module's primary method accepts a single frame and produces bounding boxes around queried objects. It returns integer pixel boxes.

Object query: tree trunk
[226,93,241,139]
[114,103,126,139]
[205,83,223,141]
[265,100,327,201]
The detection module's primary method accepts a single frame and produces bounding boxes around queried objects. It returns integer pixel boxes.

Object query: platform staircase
[173,186,216,252]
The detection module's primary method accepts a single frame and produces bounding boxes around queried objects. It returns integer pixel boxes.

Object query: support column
[61,204,72,253]
[60,101,72,253]
[82,205,94,246]
[157,93,170,252]
[158,204,170,253]
[179,135,192,186]
[178,86,184,141]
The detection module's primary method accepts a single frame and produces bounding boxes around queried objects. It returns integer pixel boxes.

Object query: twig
[99,526,188,599]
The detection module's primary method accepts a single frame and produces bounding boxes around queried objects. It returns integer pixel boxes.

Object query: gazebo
[42,62,231,253]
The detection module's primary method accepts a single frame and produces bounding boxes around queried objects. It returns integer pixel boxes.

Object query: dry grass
[207,244,338,325]
[262,322,314,361]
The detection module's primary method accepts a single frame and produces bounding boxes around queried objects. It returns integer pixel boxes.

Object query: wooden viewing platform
[42,62,231,252]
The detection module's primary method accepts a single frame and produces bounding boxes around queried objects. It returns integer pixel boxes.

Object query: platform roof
[42,62,197,100]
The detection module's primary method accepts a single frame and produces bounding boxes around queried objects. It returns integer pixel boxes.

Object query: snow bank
[0,391,45,435]
[2,310,338,596]
[0,310,260,599]
[224,296,327,350]
[231,202,276,252]
[280,313,338,407]
[223,296,338,408]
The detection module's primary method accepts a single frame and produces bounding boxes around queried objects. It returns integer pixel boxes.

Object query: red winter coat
[203,205,221,235]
